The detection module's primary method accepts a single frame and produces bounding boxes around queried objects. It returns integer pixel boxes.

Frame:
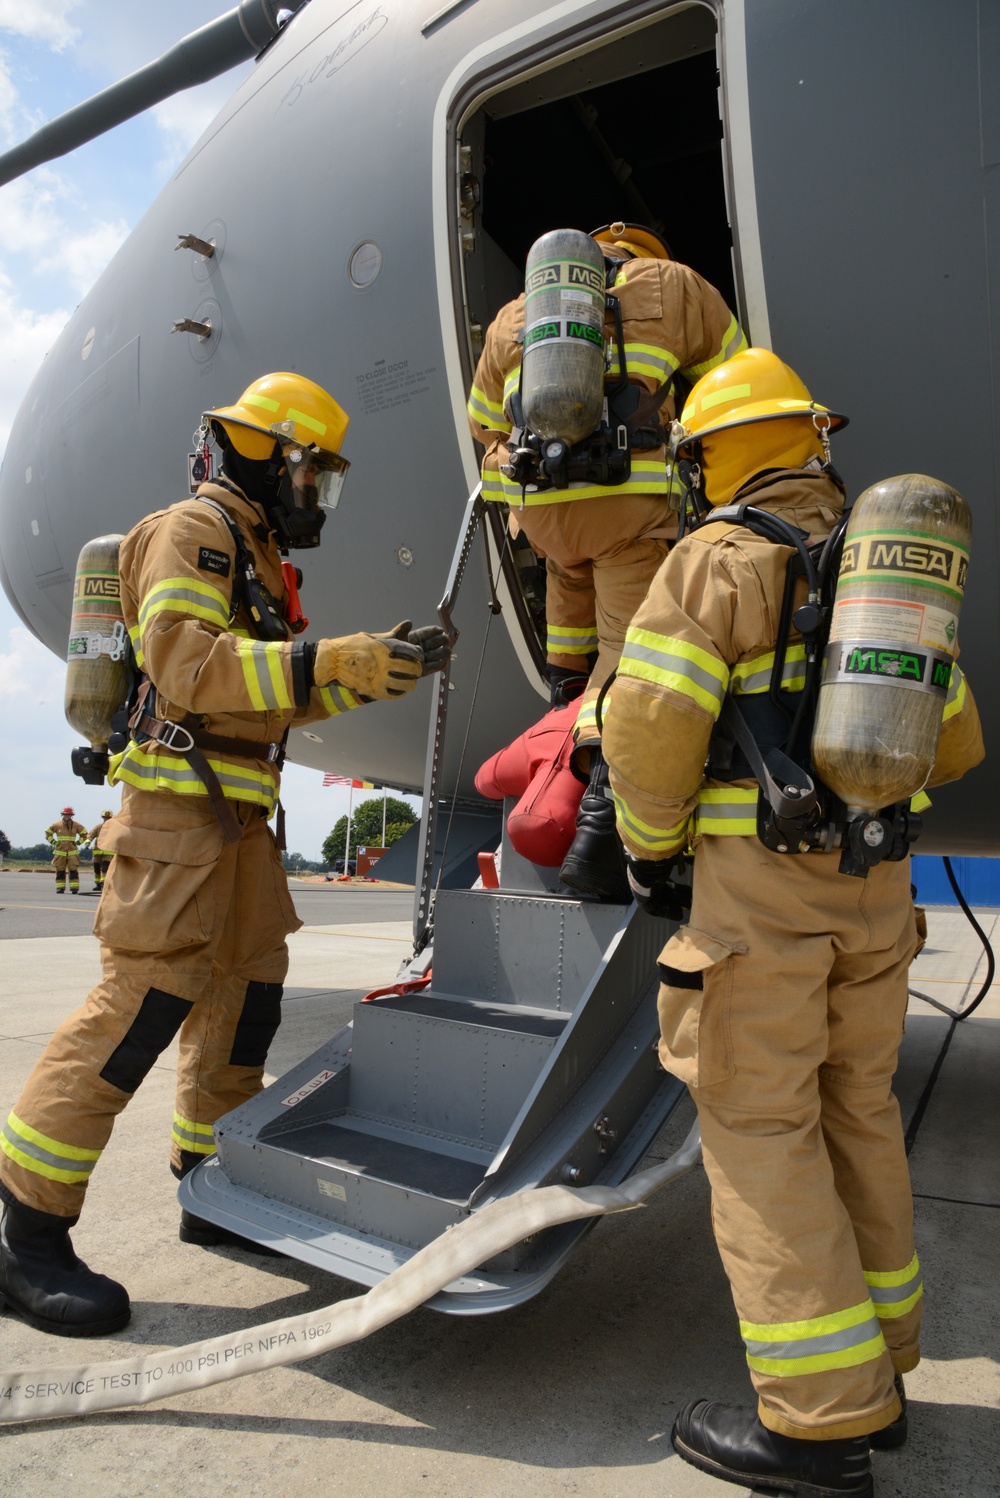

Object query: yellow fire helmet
[102,809,113,819]
[591,221,670,260]
[203,374,351,539]
[672,348,848,507]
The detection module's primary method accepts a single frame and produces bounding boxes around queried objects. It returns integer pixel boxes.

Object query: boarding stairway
[182,816,685,1312]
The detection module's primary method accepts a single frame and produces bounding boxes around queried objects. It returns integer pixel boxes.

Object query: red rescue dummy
[475,702,585,867]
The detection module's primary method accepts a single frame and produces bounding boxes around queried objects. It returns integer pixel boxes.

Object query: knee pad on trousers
[228,981,283,1068]
[99,988,194,1094]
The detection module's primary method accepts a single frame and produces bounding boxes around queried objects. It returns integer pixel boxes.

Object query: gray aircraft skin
[0,0,994,847]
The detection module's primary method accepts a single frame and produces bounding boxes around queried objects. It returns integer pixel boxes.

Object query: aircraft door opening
[458,4,734,368]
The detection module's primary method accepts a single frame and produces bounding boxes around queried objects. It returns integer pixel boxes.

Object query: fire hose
[0,1122,701,1425]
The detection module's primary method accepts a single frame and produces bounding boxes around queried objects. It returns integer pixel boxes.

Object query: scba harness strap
[124,497,289,846]
[698,499,922,877]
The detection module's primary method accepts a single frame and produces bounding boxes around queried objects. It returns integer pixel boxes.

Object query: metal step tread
[369,990,569,1037]
[271,1117,487,1202]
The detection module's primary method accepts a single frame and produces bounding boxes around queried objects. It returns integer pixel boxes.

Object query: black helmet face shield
[271,439,350,549]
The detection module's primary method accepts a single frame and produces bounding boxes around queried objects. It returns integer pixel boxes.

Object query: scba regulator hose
[1,1124,701,1426]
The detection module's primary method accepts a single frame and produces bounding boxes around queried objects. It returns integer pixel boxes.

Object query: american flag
[322,775,375,788]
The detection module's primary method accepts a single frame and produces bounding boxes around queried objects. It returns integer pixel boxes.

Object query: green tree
[322,797,416,866]
[0,829,10,857]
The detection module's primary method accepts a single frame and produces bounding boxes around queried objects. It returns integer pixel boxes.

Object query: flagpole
[381,785,387,847]
[345,783,354,875]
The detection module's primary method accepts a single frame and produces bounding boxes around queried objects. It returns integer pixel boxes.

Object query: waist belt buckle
[156,719,196,754]
[265,742,281,763]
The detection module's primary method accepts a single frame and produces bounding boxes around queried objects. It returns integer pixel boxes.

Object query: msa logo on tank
[525,260,605,296]
[824,639,952,696]
[73,573,120,600]
[524,320,604,349]
[840,532,969,596]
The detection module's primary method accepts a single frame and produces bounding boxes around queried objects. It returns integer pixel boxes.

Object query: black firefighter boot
[0,1196,130,1337]
[176,1155,284,1256]
[558,746,631,904]
[870,1374,907,1449]
[672,1401,873,1497]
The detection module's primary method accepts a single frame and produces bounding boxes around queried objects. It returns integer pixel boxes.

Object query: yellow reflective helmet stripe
[864,1253,923,1319]
[285,405,327,437]
[741,1297,886,1378]
[1,1111,102,1185]
[237,638,293,711]
[619,627,729,717]
[243,392,281,414]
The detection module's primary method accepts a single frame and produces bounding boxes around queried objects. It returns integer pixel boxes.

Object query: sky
[0,1,417,859]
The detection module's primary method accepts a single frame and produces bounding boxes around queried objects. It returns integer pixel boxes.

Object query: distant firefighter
[45,808,86,894]
[87,809,115,891]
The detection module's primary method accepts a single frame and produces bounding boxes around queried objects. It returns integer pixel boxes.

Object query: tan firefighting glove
[313,621,423,700]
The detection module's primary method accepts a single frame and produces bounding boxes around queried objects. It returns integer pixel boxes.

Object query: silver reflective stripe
[119,753,275,800]
[1,1120,98,1176]
[732,656,807,695]
[172,1120,211,1147]
[138,585,228,629]
[241,642,283,711]
[744,1313,881,1362]
[620,639,726,704]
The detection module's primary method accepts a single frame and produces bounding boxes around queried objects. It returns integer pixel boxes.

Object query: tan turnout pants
[0,787,301,1217]
[655,835,919,1440]
[514,493,674,742]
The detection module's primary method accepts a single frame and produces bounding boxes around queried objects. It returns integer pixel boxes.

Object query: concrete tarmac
[0,878,997,1498]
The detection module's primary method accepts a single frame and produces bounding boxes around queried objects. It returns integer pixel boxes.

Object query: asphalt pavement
[0,870,414,940]
[0,897,996,1497]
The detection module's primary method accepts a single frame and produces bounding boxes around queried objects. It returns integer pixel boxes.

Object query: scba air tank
[64,534,128,750]
[812,474,971,813]
[521,229,606,443]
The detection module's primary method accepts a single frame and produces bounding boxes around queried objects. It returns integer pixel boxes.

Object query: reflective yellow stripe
[685,316,749,381]
[574,699,600,739]
[172,1111,216,1156]
[236,638,293,711]
[612,791,688,854]
[607,341,681,384]
[910,791,932,813]
[127,623,146,669]
[467,383,509,429]
[730,645,808,695]
[742,1298,886,1378]
[286,405,326,437]
[1,1111,102,1185]
[244,392,280,414]
[110,745,277,812]
[492,458,671,505]
[942,664,966,722]
[319,682,362,716]
[865,1254,923,1319]
[695,786,758,836]
[548,625,598,655]
[138,576,230,632]
[619,627,729,716]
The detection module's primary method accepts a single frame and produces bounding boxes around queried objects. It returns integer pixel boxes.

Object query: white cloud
[0,269,69,446]
[36,214,128,295]
[0,0,82,51]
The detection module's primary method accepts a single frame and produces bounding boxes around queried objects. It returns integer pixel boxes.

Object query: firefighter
[602,349,984,1495]
[45,808,86,894]
[87,809,115,891]
[468,222,746,901]
[0,372,450,1339]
